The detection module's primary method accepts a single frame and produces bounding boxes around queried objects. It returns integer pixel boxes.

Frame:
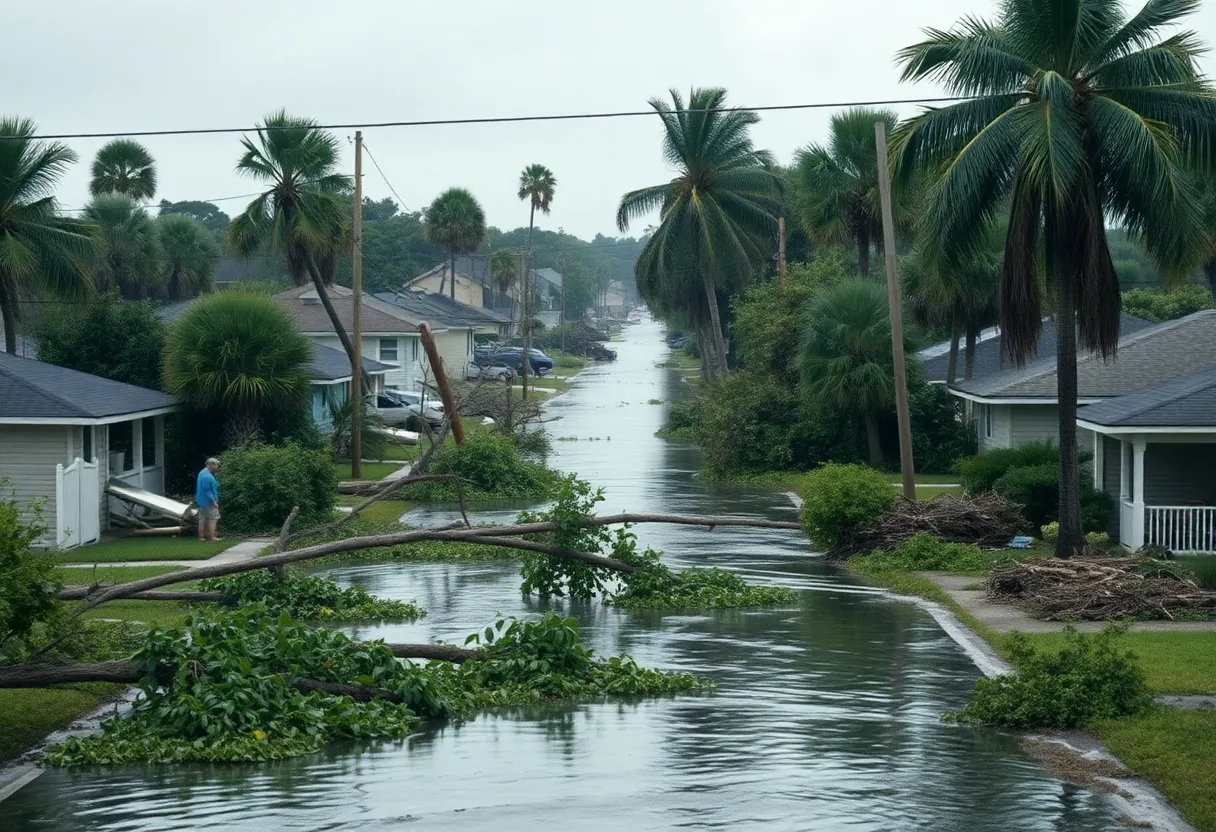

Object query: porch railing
[1144,505,1216,554]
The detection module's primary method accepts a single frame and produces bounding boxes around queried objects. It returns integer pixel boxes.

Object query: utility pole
[560,281,566,352]
[874,121,916,501]
[519,247,529,400]
[350,130,363,480]
[777,216,787,296]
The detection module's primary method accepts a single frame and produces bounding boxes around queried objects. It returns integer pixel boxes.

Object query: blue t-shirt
[196,468,219,507]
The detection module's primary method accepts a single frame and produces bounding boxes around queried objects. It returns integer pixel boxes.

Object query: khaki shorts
[198,505,220,522]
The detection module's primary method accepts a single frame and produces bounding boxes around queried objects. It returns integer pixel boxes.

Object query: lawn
[0,684,121,761]
[48,536,236,564]
[1016,631,1216,695]
[54,564,183,585]
[548,350,589,371]
[76,599,194,628]
[1097,709,1216,832]
[333,461,405,482]
[883,472,960,485]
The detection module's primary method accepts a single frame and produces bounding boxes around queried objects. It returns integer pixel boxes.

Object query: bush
[0,490,58,653]
[216,441,337,532]
[946,625,1154,729]
[1081,488,1115,534]
[956,441,1059,494]
[33,291,166,390]
[904,382,977,474]
[400,430,560,501]
[798,464,895,551]
[992,463,1114,532]
[848,533,999,574]
[1121,285,1213,323]
[1040,521,1059,541]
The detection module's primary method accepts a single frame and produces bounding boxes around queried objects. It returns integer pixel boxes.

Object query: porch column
[132,418,144,490]
[1130,436,1147,550]
[155,416,165,492]
[1092,432,1103,490]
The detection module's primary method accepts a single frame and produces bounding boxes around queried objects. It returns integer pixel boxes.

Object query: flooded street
[5,320,1126,830]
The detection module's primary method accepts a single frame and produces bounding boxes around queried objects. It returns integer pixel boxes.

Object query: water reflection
[4,320,1124,830]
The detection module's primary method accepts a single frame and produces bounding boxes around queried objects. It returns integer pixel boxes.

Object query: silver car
[384,389,445,427]
[465,361,515,382]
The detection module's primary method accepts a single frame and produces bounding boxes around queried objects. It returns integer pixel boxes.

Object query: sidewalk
[57,537,272,571]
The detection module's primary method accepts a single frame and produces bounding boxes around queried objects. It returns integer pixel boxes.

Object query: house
[306,345,391,433]
[373,289,512,340]
[408,256,517,321]
[1078,367,1216,554]
[532,268,564,329]
[0,352,182,548]
[948,311,1216,453]
[600,280,628,318]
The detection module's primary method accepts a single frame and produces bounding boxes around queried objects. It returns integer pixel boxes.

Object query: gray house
[1078,367,1216,554]
[0,352,182,548]
[948,311,1216,453]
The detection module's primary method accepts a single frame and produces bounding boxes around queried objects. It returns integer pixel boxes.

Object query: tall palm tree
[89,139,157,199]
[0,117,95,353]
[617,88,781,379]
[801,279,902,467]
[163,291,312,447]
[227,111,355,363]
[158,213,220,299]
[424,187,486,301]
[893,0,1215,556]
[489,247,519,294]
[518,164,557,397]
[795,108,903,279]
[84,194,164,300]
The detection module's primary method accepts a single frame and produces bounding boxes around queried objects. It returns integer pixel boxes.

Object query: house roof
[1077,366,1216,428]
[952,311,1216,401]
[920,313,1154,384]
[0,352,181,423]
[308,345,391,382]
[533,268,563,290]
[373,290,510,329]
[275,285,421,335]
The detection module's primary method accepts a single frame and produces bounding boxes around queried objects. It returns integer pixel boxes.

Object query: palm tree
[893,0,1215,556]
[227,111,354,364]
[518,164,557,397]
[0,117,95,353]
[801,279,901,467]
[795,108,904,279]
[89,139,157,199]
[490,247,519,294]
[424,187,486,302]
[84,194,164,300]
[158,213,220,299]
[163,291,312,447]
[617,88,781,379]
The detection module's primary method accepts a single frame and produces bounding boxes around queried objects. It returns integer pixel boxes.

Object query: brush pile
[836,493,1025,558]
[536,323,617,361]
[987,556,1216,620]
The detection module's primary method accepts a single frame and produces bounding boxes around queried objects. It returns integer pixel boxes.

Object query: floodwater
[5,320,1126,830]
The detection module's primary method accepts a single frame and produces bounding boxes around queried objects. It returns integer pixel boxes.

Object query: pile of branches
[987,556,1216,620]
[537,323,617,361]
[836,493,1025,558]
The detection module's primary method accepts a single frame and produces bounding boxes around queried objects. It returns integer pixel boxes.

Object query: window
[411,338,420,362]
[142,417,157,466]
[110,421,135,472]
[82,426,94,463]
[983,404,994,439]
[379,338,399,363]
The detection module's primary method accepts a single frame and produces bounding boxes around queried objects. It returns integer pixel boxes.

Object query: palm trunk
[863,411,884,468]
[701,273,729,378]
[303,254,360,377]
[0,278,17,354]
[858,231,871,280]
[449,252,456,302]
[1050,218,1083,558]
[964,326,978,380]
[946,315,962,386]
[523,205,535,400]
[224,406,260,448]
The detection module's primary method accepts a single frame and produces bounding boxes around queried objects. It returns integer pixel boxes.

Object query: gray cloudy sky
[6,0,1216,240]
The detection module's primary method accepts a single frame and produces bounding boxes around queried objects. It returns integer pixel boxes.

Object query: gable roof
[0,352,181,423]
[952,311,1216,401]
[275,285,421,335]
[373,290,510,329]
[920,313,1154,384]
[533,268,563,290]
[307,344,392,382]
[1077,366,1216,429]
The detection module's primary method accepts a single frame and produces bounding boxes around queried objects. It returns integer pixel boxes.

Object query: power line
[6,96,977,142]
[361,141,411,213]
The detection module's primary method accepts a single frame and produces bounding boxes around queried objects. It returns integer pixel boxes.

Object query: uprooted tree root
[833,493,1025,559]
[987,556,1216,620]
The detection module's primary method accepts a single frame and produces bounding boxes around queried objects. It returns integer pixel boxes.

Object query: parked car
[495,347,555,375]
[466,361,515,381]
[372,393,415,427]
[383,388,445,427]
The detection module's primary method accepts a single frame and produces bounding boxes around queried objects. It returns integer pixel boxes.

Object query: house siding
[413,272,483,308]
[0,425,70,545]
[1008,404,1059,447]
[308,335,423,394]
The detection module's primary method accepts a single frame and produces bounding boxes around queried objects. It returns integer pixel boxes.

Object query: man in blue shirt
[195,457,221,542]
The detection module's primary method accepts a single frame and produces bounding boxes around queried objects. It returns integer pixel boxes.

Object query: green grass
[54,564,183,585]
[333,461,404,482]
[1016,631,1216,695]
[76,599,193,628]
[548,350,589,370]
[513,374,571,396]
[1096,709,1216,832]
[883,473,960,485]
[48,536,237,564]
[0,684,121,761]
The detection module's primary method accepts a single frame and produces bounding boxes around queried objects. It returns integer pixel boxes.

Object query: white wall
[309,334,423,393]
[0,424,71,546]
[976,403,1061,451]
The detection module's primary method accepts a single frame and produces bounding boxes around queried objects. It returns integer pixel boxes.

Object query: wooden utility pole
[519,247,530,400]
[874,121,916,501]
[419,322,464,445]
[350,130,364,480]
[777,216,787,296]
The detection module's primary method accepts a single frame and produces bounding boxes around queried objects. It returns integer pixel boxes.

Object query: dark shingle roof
[953,311,1216,399]
[307,345,392,382]
[373,290,510,328]
[921,313,1155,383]
[0,352,181,421]
[1077,366,1216,428]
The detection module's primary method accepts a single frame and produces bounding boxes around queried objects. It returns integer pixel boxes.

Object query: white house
[306,345,391,433]
[0,352,182,548]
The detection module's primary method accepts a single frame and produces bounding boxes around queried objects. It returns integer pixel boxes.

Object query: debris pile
[838,493,1025,558]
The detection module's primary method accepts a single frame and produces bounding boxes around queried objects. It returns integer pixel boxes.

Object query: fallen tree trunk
[56,588,226,603]
[69,512,803,616]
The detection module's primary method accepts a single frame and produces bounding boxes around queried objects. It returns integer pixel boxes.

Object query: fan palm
[89,139,157,199]
[795,108,904,279]
[425,187,486,301]
[158,213,220,299]
[84,194,164,300]
[893,0,1216,556]
[617,87,781,379]
[517,164,556,396]
[801,279,902,467]
[163,291,312,447]
[0,117,95,353]
[227,111,355,363]
[490,247,519,294]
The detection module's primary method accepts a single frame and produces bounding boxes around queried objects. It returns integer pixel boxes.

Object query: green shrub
[1081,488,1115,534]
[848,533,999,574]
[216,441,337,532]
[991,462,1113,532]
[946,625,1154,729]
[199,571,424,621]
[1086,531,1111,548]
[1182,556,1216,591]
[657,398,699,441]
[1040,521,1060,541]
[1121,285,1213,323]
[400,430,559,502]
[798,463,895,551]
[608,547,797,611]
[955,441,1059,494]
[0,490,58,654]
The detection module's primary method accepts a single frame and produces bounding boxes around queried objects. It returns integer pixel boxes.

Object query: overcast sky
[6,0,1216,241]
